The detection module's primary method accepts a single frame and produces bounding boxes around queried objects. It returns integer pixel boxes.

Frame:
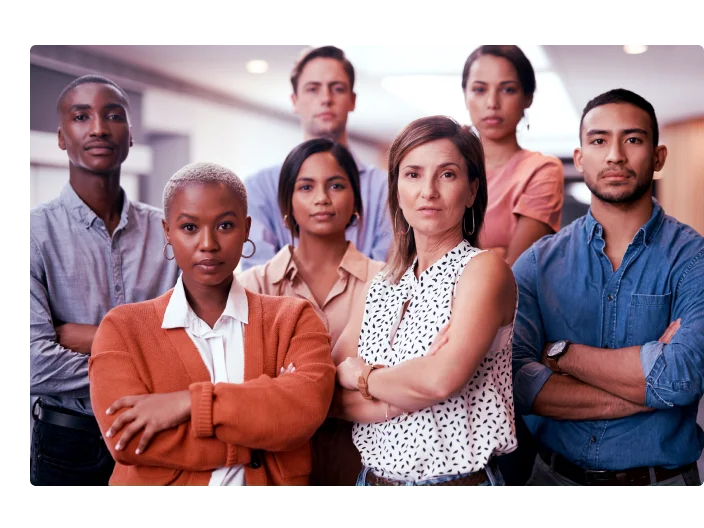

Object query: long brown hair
[385,116,487,283]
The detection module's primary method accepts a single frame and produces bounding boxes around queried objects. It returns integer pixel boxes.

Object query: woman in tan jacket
[89,162,335,485]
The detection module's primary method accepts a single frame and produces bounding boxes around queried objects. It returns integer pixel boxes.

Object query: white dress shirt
[162,275,248,486]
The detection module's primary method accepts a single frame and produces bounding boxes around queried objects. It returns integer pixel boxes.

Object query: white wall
[141,88,386,181]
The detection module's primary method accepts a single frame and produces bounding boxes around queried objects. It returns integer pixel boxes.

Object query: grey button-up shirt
[30,183,180,416]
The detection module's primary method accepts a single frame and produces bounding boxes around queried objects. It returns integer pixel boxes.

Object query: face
[397,139,478,238]
[292,58,356,140]
[291,152,356,237]
[162,183,251,289]
[58,83,132,174]
[464,54,532,141]
[575,103,667,205]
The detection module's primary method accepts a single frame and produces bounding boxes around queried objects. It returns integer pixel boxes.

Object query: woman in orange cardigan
[89,162,336,485]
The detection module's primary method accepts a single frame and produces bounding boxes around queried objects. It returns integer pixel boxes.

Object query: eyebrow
[175,211,238,221]
[67,103,127,112]
[302,81,348,88]
[471,80,519,86]
[586,128,648,137]
[402,162,462,170]
[296,175,347,183]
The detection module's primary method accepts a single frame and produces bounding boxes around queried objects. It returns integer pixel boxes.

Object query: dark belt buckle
[584,469,614,485]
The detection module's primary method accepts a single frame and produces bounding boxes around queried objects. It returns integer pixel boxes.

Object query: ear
[523,93,534,110]
[58,127,66,151]
[573,147,584,174]
[130,135,134,147]
[291,92,299,115]
[467,178,479,208]
[161,218,170,243]
[653,145,668,172]
[349,91,357,112]
[244,216,252,241]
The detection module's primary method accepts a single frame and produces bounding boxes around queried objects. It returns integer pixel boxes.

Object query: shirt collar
[585,197,664,248]
[162,275,249,331]
[269,242,370,285]
[338,242,369,281]
[60,182,131,230]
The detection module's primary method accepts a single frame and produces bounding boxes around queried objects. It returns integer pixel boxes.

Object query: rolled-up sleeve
[511,247,553,415]
[640,250,704,409]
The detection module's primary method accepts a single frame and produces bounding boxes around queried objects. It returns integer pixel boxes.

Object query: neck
[303,129,349,147]
[69,166,123,232]
[479,132,522,171]
[181,273,233,324]
[591,192,654,245]
[294,231,349,270]
[414,228,464,278]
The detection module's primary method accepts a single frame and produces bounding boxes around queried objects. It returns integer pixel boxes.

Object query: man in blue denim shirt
[512,89,703,486]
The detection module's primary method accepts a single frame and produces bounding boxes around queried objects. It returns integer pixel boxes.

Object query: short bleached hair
[163,162,248,220]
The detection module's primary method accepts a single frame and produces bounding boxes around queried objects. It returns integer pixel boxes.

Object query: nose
[89,115,109,138]
[486,88,499,110]
[199,227,220,252]
[420,175,440,200]
[605,140,627,165]
[313,185,332,205]
[320,85,332,106]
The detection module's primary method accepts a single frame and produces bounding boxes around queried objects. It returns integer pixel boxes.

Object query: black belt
[33,400,100,434]
[538,447,696,486]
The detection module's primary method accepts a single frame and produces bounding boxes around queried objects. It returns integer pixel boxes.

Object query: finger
[135,426,155,455]
[427,336,448,356]
[106,395,140,415]
[115,420,145,451]
[660,321,680,343]
[106,409,137,438]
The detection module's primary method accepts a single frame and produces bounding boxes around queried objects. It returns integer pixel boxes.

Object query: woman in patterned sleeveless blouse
[333,116,518,486]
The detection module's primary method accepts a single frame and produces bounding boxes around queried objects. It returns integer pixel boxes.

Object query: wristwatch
[546,340,571,372]
[358,363,385,400]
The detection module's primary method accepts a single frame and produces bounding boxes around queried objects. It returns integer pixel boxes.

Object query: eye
[441,171,456,179]
[590,138,605,145]
[405,171,419,179]
[333,86,347,94]
[330,182,346,190]
[107,113,126,121]
[306,86,318,93]
[217,221,234,230]
[180,223,197,232]
[471,86,485,94]
[503,86,517,94]
[626,137,642,144]
[297,184,312,191]
[73,114,88,122]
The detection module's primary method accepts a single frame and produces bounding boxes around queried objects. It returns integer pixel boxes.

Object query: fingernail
[105,431,112,438]
[115,443,121,450]
[106,409,112,415]
[135,449,141,455]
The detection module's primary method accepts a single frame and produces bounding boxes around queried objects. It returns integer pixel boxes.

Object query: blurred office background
[30,45,704,475]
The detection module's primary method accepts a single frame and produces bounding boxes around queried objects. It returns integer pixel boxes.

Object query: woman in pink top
[462,45,564,265]
[238,138,384,486]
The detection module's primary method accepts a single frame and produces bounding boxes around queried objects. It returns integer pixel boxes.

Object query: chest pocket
[627,293,672,347]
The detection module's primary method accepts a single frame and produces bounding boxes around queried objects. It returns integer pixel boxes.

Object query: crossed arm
[332,251,517,423]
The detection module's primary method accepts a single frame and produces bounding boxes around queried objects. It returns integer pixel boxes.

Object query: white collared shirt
[162,275,249,486]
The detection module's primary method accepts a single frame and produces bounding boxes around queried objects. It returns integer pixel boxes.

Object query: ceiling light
[624,45,648,55]
[246,60,269,74]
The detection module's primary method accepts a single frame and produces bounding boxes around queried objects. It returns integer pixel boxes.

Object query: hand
[426,322,450,357]
[279,362,296,376]
[658,319,681,344]
[487,246,507,259]
[105,390,191,454]
[541,342,554,369]
[336,357,366,391]
[55,323,98,354]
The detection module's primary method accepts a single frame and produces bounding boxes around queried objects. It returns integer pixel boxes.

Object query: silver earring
[242,239,256,259]
[464,207,475,236]
[394,210,410,235]
[163,242,175,261]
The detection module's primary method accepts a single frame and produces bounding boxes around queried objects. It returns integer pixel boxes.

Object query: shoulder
[361,165,388,189]
[245,164,282,188]
[251,291,324,329]
[103,293,169,326]
[367,257,386,277]
[519,151,564,179]
[30,197,64,230]
[657,213,704,274]
[460,250,514,291]
[237,264,266,292]
[128,199,166,225]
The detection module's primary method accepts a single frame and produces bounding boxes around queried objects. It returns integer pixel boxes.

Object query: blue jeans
[30,403,114,486]
[356,461,505,486]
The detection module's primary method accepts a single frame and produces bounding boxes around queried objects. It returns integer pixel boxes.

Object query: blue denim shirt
[241,154,392,271]
[512,199,704,470]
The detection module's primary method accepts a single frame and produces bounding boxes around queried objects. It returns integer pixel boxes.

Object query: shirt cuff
[190,381,215,438]
[514,362,554,415]
[640,341,674,409]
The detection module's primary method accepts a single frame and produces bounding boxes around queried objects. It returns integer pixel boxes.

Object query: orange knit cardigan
[89,288,335,485]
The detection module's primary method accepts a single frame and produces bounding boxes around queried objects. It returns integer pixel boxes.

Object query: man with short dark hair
[30,75,179,485]
[242,46,391,270]
[512,88,703,485]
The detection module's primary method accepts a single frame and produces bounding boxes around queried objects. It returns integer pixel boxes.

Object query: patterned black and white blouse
[352,239,517,482]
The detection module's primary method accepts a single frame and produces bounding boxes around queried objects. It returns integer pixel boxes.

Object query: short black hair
[278,138,363,241]
[290,46,355,94]
[56,74,130,114]
[579,88,659,147]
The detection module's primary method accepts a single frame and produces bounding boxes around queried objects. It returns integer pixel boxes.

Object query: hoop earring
[242,238,256,259]
[394,210,411,235]
[163,242,175,261]
[464,207,475,236]
[523,111,530,132]
[349,212,360,227]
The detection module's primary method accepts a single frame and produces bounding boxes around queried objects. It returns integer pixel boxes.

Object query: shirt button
[115,284,122,293]
[591,436,597,443]
[607,294,614,301]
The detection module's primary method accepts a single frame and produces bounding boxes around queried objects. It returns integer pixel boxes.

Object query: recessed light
[246,60,269,74]
[624,45,648,55]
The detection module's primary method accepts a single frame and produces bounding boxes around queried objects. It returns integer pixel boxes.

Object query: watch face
[548,341,567,358]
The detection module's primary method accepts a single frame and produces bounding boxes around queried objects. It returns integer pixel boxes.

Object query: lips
[482,116,503,125]
[195,259,223,272]
[84,142,117,155]
[311,212,335,220]
[316,112,335,119]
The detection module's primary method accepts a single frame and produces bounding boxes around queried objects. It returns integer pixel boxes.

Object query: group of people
[30,45,703,486]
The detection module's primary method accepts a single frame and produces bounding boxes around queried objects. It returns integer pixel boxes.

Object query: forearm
[558,344,646,404]
[30,339,90,397]
[330,386,406,424]
[532,373,652,420]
